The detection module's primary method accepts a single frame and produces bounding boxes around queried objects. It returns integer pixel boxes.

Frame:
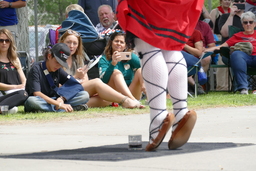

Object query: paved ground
[0,106,256,171]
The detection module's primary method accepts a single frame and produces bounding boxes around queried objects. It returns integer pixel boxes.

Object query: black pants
[0,90,28,110]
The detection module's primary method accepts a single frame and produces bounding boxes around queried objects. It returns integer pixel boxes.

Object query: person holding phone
[216,1,246,91]
[58,29,143,108]
[210,0,232,36]
[98,31,146,102]
[219,0,246,42]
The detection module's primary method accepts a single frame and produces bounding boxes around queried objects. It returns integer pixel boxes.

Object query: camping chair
[187,52,213,98]
[217,25,256,91]
[17,51,31,77]
[57,10,108,79]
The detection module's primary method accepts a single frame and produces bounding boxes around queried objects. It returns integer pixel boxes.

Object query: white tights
[134,39,189,143]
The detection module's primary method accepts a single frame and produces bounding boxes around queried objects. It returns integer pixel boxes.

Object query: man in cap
[24,43,89,113]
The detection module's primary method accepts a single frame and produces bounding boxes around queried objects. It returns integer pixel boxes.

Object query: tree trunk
[16,6,29,52]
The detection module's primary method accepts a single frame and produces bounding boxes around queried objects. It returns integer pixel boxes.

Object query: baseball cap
[51,43,70,69]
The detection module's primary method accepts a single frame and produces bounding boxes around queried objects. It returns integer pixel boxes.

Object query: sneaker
[240,89,248,95]
[8,107,18,114]
[73,104,88,111]
[197,85,206,95]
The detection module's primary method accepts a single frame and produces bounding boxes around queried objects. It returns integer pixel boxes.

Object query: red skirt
[117,0,204,51]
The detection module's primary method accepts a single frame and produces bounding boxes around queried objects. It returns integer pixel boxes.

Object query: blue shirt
[0,0,26,26]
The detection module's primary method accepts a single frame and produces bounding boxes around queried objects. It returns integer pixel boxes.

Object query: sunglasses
[0,39,10,43]
[234,0,245,2]
[243,21,254,25]
[67,29,81,37]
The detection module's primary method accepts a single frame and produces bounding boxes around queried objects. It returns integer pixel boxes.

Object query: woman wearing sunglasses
[58,29,143,108]
[206,11,256,95]
[0,29,28,114]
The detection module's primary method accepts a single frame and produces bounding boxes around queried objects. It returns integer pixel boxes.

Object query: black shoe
[197,85,206,95]
[73,104,88,111]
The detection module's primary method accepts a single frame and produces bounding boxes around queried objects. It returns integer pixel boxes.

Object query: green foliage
[205,0,220,12]
[27,0,77,26]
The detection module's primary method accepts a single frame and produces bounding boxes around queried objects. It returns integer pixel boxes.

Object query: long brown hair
[104,31,132,61]
[0,29,20,69]
[58,29,85,67]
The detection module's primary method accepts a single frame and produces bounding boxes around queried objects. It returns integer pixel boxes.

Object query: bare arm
[202,5,211,20]
[220,5,238,38]
[0,0,26,8]
[183,41,204,57]
[205,42,229,52]
[33,91,74,112]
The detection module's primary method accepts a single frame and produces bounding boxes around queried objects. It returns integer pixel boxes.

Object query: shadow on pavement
[1,142,254,161]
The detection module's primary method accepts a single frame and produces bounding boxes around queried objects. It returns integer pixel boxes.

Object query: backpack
[58,10,99,43]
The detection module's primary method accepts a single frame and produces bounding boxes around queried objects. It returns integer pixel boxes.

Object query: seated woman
[206,11,256,95]
[98,31,145,102]
[58,29,142,108]
[182,29,205,95]
[0,29,28,114]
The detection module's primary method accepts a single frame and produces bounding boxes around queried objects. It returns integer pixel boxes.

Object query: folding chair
[187,52,213,98]
[17,51,31,77]
[217,25,256,91]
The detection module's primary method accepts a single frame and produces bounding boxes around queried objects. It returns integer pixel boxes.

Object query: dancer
[117,0,204,151]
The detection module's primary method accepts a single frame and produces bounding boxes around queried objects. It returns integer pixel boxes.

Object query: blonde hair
[0,29,20,69]
[58,29,85,68]
[65,4,84,15]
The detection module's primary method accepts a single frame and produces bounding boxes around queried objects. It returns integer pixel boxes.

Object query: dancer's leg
[135,38,173,150]
[162,50,188,130]
[162,51,197,150]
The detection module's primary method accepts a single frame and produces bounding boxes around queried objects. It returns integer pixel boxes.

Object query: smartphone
[234,4,245,10]
[119,52,132,60]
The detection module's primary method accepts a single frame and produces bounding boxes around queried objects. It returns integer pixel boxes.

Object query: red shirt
[226,31,256,55]
[117,0,204,51]
[184,29,203,57]
[195,20,215,47]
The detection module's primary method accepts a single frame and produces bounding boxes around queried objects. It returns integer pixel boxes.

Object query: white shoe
[240,89,248,95]
[8,107,18,114]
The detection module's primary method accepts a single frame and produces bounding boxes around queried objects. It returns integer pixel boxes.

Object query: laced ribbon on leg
[135,39,169,144]
[163,50,189,131]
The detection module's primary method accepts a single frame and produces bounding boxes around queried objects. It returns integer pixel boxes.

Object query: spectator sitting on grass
[24,43,89,112]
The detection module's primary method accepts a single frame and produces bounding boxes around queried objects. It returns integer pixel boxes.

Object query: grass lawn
[0,91,255,124]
